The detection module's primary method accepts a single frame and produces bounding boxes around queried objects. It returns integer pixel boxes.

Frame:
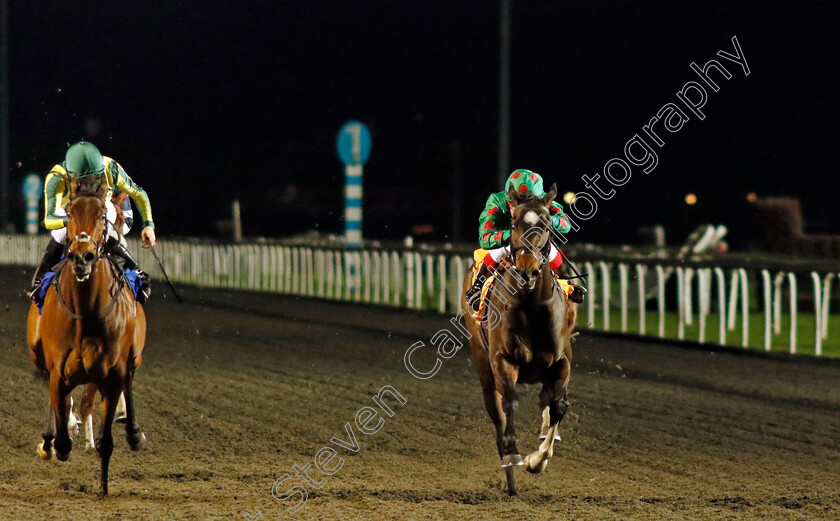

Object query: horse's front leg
[491,356,522,470]
[49,373,73,461]
[96,373,122,496]
[525,357,571,474]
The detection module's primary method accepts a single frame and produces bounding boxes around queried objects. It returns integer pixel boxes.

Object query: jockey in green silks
[465,169,585,307]
[28,141,156,303]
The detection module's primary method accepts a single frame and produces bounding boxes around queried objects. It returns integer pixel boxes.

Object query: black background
[7,1,839,246]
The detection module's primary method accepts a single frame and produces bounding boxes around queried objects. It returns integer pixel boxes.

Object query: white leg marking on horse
[84,415,95,450]
[526,407,559,473]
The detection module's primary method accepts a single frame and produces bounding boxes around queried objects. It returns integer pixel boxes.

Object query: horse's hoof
[54,438,72,461]
[524,454,549,474]
[127,431,146,451]
[539,434,562,442]
[37,441,54,461]
[114,412,127,425]
[500,453,524,468]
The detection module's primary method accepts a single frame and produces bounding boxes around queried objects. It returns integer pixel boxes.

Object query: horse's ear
[543,183,558,206]
[506,184,520,206]
[112,192,128,206]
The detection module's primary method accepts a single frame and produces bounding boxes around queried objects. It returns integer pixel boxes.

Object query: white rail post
[676,267,685,340]
[773,271,785,335]
[355,251,363,302]
[406,252,415,309]
[636,264,646,335]
[415,252,424,309]
[598,261,610,331]
[787,272,797,354]
[424,254,434,310]
[584,261,596,328]
[697,269,710,343]
[381,251,391,305]
[822,273,835,340]
[308,248,316,296]
[713,268,726,344]
[727,269,740,331]
[811,272,822,356]
[739,268,749,348]
[437,254,447,314]
[761,269,772,351]
[618,263,629,333]
[334,250,344,300]
[656,265,666,338]
[684,268,694,326]
[325,251,335,299]
[391,251,402,306]
[371,251,381,304]
[362,251,372,302]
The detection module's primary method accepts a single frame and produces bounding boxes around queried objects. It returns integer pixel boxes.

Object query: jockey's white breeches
[485,243,560,265]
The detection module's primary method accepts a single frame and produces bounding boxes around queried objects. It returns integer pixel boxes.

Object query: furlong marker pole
[345,164,363,248]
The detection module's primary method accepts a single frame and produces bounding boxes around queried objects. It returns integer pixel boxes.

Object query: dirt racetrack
[1,264,839,520]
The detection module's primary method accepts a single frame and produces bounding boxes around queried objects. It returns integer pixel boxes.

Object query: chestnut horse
[26,185,147,495]
[461,183,577,495]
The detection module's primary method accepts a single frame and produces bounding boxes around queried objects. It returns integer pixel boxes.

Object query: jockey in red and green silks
[466,169,584,305]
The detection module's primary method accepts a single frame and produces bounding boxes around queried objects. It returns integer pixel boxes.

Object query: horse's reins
[52,218,127,321]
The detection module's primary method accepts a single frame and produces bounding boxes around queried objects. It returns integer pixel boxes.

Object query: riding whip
[149,245,183,303]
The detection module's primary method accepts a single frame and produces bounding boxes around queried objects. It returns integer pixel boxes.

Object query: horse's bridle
[52,208,126,321]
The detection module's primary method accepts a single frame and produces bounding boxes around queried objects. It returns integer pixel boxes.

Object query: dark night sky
[7,1,840,247]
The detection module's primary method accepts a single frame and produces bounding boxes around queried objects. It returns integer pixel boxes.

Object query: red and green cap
[504,169,545,198]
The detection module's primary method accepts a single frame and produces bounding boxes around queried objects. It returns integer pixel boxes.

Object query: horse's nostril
[67,252,77,263]
[83,252,95,264]
[530,270,540,280]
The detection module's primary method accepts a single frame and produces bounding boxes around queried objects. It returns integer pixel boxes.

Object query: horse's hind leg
[37,397,56,460]
[96,374,122,496]
[123,363,146,451]
[80,383,97,450]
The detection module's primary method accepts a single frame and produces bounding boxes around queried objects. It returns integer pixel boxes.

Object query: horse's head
[507,182,558,290]
[65,194,108,282]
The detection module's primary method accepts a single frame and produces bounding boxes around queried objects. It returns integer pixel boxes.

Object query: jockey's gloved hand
[551,214,566,231]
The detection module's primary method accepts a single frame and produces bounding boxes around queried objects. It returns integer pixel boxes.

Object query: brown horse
[26,186,147,495]
[461,183,577,495]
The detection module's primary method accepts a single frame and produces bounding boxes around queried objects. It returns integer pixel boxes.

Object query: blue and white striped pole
[345,164,363,247]
[22,173,41,235]
[337,121,372,249]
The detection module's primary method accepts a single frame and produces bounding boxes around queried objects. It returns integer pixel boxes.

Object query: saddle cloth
[469,249,574,324]
[34,266,143,314]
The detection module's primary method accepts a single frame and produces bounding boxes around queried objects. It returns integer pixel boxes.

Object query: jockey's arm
[478,193,511,249]
[42,168,68,230]
[109,160,156,247]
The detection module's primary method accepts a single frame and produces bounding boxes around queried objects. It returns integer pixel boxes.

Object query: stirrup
[27,282,42,300]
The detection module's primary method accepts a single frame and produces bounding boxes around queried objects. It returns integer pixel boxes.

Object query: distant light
[685,193,697,205]
[563,192,577,204]
[746,192,758,202]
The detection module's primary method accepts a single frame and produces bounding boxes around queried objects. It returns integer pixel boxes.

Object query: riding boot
[551,265,586,303]
[29,238,65,297]
[105,237,151,304]
[466,261,494,312]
